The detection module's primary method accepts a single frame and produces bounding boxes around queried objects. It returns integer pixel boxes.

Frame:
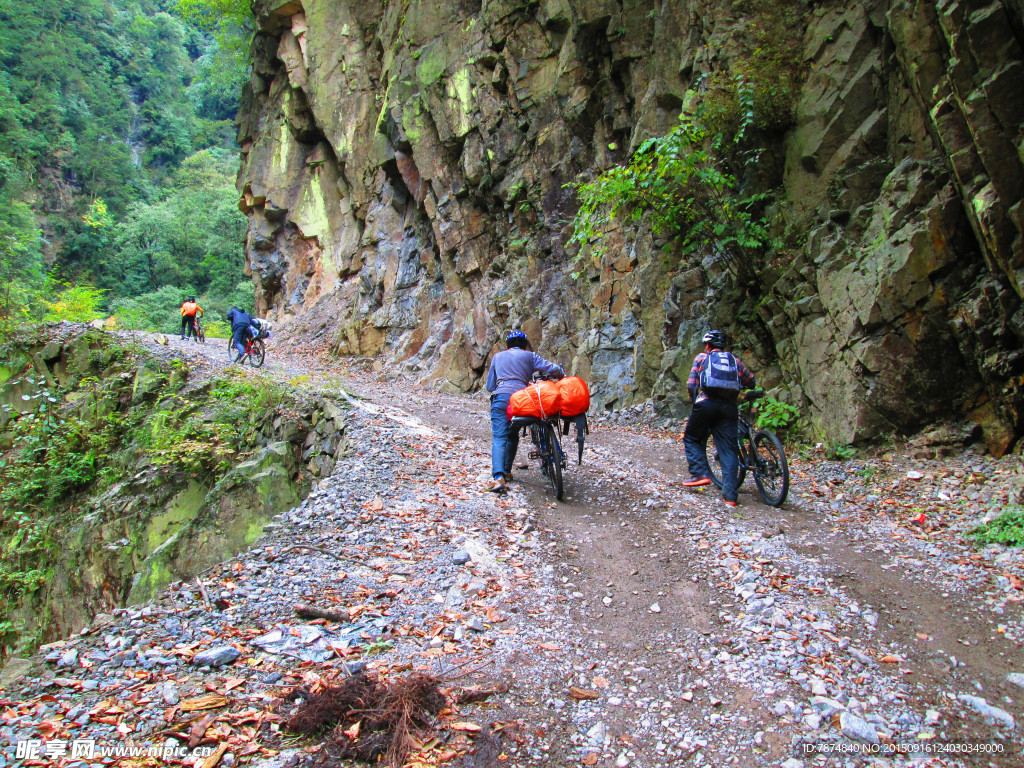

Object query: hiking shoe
[503,472,514,483]
[723,499,738,508]
[485,478,507,493]
[682,477,712,487]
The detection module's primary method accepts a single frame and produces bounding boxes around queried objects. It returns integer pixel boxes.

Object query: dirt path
[385,372,1024,766]
[2,334,1022,768]
[171,338,1024,763]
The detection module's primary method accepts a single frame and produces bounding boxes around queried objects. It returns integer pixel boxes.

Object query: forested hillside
[0,0,250,330]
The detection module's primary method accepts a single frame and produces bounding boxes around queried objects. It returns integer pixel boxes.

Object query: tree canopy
[0,0,251,327]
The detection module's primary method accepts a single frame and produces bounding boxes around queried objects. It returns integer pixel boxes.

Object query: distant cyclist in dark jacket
[682,330,756,507]
[226,307,253,359]
[484,329,564,493]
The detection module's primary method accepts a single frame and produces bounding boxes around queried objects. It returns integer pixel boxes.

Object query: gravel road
[1,332,1021,768]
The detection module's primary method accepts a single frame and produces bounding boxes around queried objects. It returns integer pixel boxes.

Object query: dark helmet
[702,330,726,348]
[189,296,196,302]
[506,329,528,349]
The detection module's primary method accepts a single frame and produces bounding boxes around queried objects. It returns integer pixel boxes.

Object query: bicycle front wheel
[751,430,789,507]
[249,338,266,368]
[227,338,242,363]
[709,433,748,490]
[544,422,564,500]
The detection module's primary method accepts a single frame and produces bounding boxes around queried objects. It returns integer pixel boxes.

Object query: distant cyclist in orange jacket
[180,297,203,341]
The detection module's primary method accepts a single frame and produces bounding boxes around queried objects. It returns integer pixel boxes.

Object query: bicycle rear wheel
[544,422,564,501]
[708,432,748,490]
[751,430,789,507]
[249,338,266,367]
[195,324,205,344]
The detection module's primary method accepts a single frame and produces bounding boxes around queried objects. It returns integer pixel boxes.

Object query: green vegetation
[0,331,289,654]
[755,396,800,432]
[713,0,808,133]
[0,364,135,649]
[566,0,807,287]
[144,368,286,471]
[970,507,1024,548]
[826,443,856,461]
[568,80,774,282]
[0,0,252,331]
[42,285,108,323]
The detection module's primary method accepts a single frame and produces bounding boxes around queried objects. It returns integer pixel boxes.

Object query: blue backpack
[700,351,740,396]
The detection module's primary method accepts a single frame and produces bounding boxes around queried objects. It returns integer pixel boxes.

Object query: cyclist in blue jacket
[226,307,254,360]
[484,329,564,492]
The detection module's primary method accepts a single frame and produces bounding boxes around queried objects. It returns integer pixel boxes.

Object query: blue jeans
[684,398,740,502]
[490,394,520,479]
[231,325,251,356]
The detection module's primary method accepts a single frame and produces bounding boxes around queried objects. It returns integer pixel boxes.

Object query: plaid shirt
[686,350,756,402]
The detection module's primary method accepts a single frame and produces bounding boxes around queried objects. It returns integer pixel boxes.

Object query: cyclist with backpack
[180,297,204,341]
[484,329,564,493]
[682,330,756,507]
[226,307,255,360]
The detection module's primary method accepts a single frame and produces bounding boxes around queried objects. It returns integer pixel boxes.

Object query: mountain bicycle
[510,414,566,500]
[227,332,265,367]
[192,316,206,344]
[708,390,789,506]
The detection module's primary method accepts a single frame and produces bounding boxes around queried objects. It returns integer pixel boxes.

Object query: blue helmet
[506,329,528,348]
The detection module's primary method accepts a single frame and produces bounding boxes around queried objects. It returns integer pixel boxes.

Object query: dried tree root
[286,671,446,768]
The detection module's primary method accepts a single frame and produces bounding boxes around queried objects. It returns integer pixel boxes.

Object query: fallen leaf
[538,642,560,651]
[181,694,229,712]
[189,712,217,747]
[343,720,361,740]
[569,687,599,701]
[592,676,609,689]
[200,742,230,768]
[36,720,61,738]
[879,655,900,664]
[582,752,599,765]
[223,678,246,692]
[448,722,482,732]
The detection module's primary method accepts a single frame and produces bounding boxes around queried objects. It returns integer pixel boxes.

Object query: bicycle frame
[510,415,566,501]
[708,392,790,507]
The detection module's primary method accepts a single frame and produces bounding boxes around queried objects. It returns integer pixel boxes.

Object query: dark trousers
[181,315,196,339]
[684,398,740,502]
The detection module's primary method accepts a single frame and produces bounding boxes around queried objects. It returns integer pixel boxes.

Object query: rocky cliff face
[237,0,1024,454]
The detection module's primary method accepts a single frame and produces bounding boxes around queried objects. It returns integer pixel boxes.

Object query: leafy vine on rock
[566,79,776,285]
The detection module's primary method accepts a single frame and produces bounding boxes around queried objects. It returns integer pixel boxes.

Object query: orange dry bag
[558,376,590,417]
[508,381,562,418]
